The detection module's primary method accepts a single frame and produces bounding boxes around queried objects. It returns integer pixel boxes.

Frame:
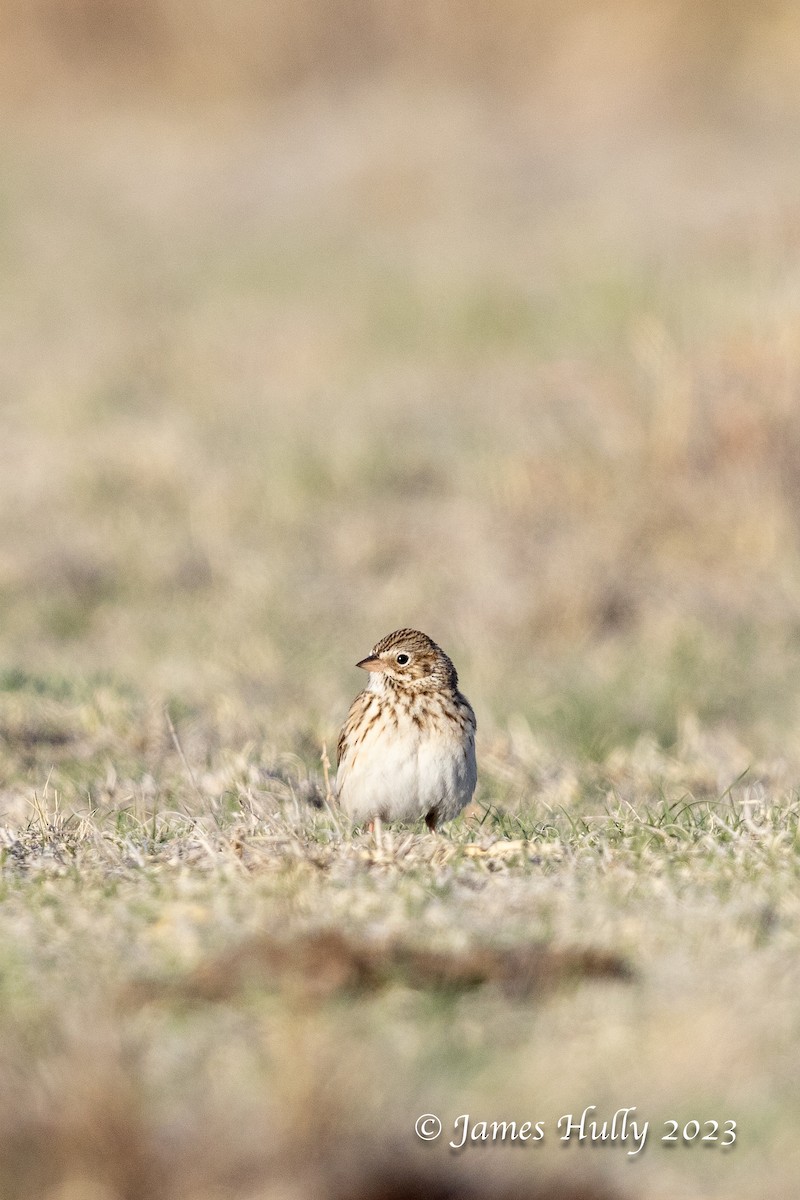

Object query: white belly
[336,710,476,826]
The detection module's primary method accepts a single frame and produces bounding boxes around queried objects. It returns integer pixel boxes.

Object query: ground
[2,5,800,1196]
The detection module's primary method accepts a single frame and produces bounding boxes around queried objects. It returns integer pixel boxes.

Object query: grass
[1,677,799,1197]
[2,3,800,1194]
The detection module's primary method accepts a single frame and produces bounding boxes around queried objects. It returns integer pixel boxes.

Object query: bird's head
[357,628,458,693]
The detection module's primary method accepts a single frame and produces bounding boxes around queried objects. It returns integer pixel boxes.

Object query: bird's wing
[337,689,370,767]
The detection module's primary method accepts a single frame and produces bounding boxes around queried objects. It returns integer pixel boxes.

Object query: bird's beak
[356,655,383,672]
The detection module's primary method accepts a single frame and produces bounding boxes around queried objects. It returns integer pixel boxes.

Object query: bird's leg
[369,815,383,850]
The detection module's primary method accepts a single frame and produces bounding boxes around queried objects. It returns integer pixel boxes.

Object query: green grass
[0,670,798,1196]
[0,756,798,1198]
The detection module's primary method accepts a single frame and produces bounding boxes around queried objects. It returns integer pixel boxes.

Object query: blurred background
[3,0,800,750]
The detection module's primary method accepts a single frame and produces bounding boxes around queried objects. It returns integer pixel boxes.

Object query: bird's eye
[396,653,410,665]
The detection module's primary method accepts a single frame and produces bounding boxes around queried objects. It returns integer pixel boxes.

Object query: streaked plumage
[335,629,477,830]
